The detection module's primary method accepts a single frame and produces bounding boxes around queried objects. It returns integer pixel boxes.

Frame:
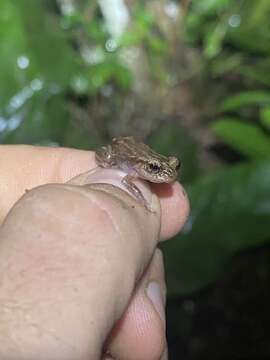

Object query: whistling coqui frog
[95,136,180,210]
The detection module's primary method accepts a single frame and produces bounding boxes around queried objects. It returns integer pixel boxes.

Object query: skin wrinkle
[7,185,101,240]
[6,254,95,304]
[32,184,162,339]
[55,186,131,272]
[0,146,188,360]
[0,296,78,356]
[6,308,78,356]
[69,183,159,263]
[89,192,143,263]
[82,191,126,248]
[9,260,90,299]
[79,187,149,302]
[0,282,98,358]
[85,183,161,245]
[59,186,138,268]
[5,269,106,357]
[0,189,109,358]
[58,184,166,358]
[0,257,108,355]
[0,267,82,309]
[2,184,153,352]
[0,231,83,292]
[103,190,157,279]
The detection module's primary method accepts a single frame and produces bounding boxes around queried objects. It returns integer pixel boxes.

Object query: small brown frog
[95,136,180,209]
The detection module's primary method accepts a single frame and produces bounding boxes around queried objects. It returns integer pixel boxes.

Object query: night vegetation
[1,1,270,358]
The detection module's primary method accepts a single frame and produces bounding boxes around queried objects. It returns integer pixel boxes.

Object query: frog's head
[137,156,180,183]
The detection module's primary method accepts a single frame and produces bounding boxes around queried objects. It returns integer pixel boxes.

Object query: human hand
[0,145,189,360]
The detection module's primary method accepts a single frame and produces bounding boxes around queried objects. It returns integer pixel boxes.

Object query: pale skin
[0,145,190,360]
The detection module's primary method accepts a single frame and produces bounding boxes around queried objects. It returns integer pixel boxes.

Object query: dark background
[1,1,270,358]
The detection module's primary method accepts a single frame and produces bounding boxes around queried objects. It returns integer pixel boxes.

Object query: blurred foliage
[165,160,270,294]
[161,0,270,295]
[1,0,270,288]
[1,1,270,357]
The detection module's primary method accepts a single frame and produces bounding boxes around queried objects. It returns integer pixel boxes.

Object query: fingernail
[68,168,153,208]
[146,281,166,323]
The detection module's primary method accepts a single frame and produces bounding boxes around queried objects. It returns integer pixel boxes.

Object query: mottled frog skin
[95,136,180,209]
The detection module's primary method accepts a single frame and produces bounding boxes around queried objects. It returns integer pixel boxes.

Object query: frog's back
[111,137,139,160]
[111,136,166,162]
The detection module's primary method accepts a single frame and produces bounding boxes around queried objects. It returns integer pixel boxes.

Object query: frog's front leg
[121,174,152,211]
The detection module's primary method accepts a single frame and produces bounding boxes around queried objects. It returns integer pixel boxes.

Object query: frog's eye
[148,163,161,173]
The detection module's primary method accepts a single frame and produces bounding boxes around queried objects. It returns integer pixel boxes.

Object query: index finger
[0,145,189,239]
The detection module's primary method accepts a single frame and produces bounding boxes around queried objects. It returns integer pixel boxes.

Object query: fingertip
[152,182,190,241]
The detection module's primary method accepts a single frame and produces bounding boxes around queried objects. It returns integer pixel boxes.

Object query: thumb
[0,178,161,359]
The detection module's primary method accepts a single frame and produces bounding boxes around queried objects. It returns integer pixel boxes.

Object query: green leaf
[204,21,227,58]
[260,107,270,130]
[119,30,143,47]
[87,19,108,43]
[236,63,270,87]
[226,1,270,54]
[211,53,243,76]
[112,62,133,89]
[148,36,167,54]
[212,118,270,159]
[246,0,270,30]
[164,161,270,295]
[86,60,132,92]
[191,0,231,15]
[221,91,270,112]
